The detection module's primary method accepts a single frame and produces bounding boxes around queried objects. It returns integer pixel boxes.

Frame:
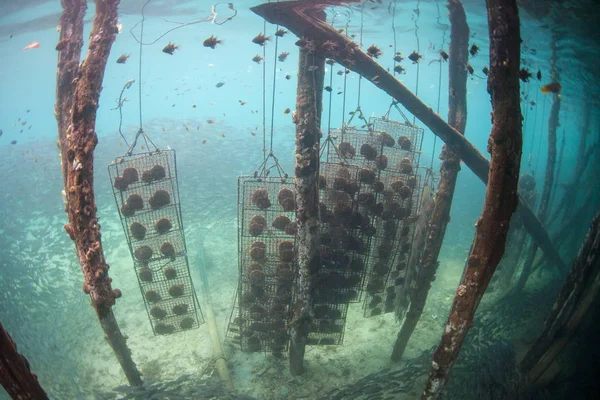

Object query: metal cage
[108,149,204,336]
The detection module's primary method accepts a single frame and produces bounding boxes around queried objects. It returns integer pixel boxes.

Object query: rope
[527,89,539,173]
[413,0,421,126]
[268,24,280,153]
[262,18,267,163]
[430,0,446,170]
[340,17,351,139]
[112,79,135,146]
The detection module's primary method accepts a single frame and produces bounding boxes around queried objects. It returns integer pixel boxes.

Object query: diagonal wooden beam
[250,0,566,271]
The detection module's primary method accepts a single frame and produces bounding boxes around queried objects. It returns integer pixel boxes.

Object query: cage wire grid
[326,118,426,318]
[231,176,298,353]
[108,149,204,335]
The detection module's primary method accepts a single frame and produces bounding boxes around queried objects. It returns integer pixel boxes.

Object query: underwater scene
[1,0,599,399]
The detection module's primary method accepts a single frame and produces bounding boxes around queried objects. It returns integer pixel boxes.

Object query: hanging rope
[527,89,540,173]
[112,79,135,147]
[124,1,236,156]
[340,13,352,139]
[413,0,421,126]
[430,0,447,169]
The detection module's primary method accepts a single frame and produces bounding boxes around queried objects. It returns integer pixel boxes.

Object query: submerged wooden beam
[55,0,142,386]
[289,9,327,376]
[391,0,469,363]
[0,322,48,400]
[521,207,600,386]
[250,0,566,272]
[421,0,523,397]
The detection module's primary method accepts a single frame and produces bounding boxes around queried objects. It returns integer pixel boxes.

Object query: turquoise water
[0,0,595,399]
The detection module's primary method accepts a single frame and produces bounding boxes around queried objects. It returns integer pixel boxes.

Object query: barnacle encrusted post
[55,0,142,387]
[290,9,326,376]
[250,0,565,275]
[421,1,522,398]
[521,208,600,386]
[0,322,48,399]
[391,0,469,363]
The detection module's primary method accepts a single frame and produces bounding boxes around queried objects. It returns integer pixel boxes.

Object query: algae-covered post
[521,207,600,386]
[421,0,523,398]
[391,0,469,363]
[0,322,48,399]
[288,11,327,377]
[54,0,142,387]
[250,0,566,273]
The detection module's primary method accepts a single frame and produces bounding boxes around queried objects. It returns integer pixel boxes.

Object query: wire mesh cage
[326,120,426,318]
[108,149,204,335]
[234,176,297,353]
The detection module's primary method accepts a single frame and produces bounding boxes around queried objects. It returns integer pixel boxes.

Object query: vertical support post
[391,0,469,362]
[55,0,142,386]
[290,15,326,376]
[516,35,560,291]
[421,0,522,397]
[0,322,48,399]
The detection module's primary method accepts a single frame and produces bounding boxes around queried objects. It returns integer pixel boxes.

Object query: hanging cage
[108,149,204,336]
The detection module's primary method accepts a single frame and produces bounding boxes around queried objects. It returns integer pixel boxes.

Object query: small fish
[324,86,332,92]
[541,82,561,94]
[185,126,190,131]
[393,53,403,62]
[439,49,449,61]
[308,65,318,72]
[202,139,208,144]
[162,127,167,132]
[252,33,270,46]
[469,44,479,57]
[285,75,291,80]
[394,65,405,74]
[162,42,178,55]
[239,100,247,105]
[337,28,345,33]
[466,64,474,75]
[482,66,489,76]
[251,132,257,136]
[274,29,288,37]
[116,54,130,64]
[283,108,291,114]
[206,119,215,124]
[278,52,289,62]
[536,69,542,81]
[23,42,40,50]
[408,51,421,63]
[216,82,225,88]
[252,54,263,64]
[192,104,197,108]
[203,35,222,49]
[10,140,17,145]
[367,45,382,59]
[337,70,344,76]
[519,68,533,83]
[218,133,225,138]
[530,101,536,106]
[337,91,343,95]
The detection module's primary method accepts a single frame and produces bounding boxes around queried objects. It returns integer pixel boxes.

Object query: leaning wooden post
[516,37,560,292]
[521,206,600,386]
[250,0,566,272]
[289,13,327,376]
[391,0,469,363]
[0,322,48,399]
[55,0,142,386]
[421,0,523,398]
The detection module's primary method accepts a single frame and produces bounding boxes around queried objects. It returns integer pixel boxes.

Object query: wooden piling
[289,10,327,376]
[0,322,48,400]
[55,0,142,386]
[421,0,523,397]
[391,0,469,363]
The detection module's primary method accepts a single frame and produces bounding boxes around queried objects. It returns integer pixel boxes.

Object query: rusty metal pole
[391,0,469,363]
[421,0,523,397]
[289,13,326,376]
[0,322,48,400]
[55,0,142,386]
